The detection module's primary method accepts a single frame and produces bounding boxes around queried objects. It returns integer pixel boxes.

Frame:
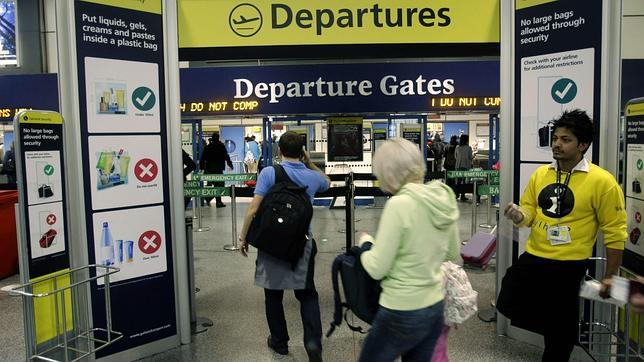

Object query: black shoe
[215,203,226,208]
[305,346,322,362]
[267,336,288,355]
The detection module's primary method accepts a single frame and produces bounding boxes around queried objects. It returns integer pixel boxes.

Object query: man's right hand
[300,149,310,165]
[504,203,524,224]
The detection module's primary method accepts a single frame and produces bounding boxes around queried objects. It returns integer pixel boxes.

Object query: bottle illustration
[100,222,115,266]
[109,88,118,112]
[112,151,121,178]
[99,97,108,113]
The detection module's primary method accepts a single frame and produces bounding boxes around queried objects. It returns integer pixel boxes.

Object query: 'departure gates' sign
[178,0,500,48]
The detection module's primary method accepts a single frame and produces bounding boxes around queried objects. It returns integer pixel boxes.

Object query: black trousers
[203,171,224,204]
[264,243,321,352]
[497,252,588,362]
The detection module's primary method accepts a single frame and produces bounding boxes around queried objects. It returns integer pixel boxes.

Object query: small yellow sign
[515,0,557,10]
[179,0,500,48]
[626,99,644,117]
[82,0,162,15]
[17,110,63,125]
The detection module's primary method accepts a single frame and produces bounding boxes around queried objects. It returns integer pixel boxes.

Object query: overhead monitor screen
[0,0,17,66]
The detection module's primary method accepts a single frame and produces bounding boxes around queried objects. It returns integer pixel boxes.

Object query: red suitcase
[461,227,497,269]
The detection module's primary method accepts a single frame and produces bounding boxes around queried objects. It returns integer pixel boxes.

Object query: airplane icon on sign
[233,15,260,25]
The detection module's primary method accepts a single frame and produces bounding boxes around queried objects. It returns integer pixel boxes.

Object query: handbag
[38,184,53,198]
[441,261,478,325]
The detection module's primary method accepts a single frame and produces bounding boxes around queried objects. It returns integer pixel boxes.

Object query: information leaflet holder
[8,110,122,361]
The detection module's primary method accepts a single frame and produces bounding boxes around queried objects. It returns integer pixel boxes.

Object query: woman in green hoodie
[358,138,461,362]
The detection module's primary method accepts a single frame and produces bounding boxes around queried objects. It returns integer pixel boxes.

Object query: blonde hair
[372,138,426,194]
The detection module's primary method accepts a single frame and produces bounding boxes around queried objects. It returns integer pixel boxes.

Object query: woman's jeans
[359,301,444,362]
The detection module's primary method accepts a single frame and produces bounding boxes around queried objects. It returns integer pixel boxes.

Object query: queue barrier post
[185,217,214,334]
[193,193,210,233]
[479,174,495,229]
[224,185,240,251]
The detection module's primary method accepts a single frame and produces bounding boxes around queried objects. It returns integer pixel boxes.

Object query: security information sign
[513,0,601,201]
[74,0,176,356]
[179,0,500,48]
[14,111,70,279]
[624,99,644,259]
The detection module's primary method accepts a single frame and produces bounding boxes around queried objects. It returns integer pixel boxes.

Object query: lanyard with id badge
[547,167,572,246]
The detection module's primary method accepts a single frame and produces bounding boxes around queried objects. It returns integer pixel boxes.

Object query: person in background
[271,134,280,164]
[245,135,261,173]
[182,149,196,209]
[499,110,627,361]
[432,133,445,172]
[443,135,458,193]
[239,131,330,361]
[356,138,461,362]
[2,141,16,184]
[200,132,233,208]
[454,134,473,201]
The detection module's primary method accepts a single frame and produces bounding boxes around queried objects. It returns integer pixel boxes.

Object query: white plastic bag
[441,261,478,325]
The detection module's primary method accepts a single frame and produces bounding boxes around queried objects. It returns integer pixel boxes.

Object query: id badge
[547,226,571,245]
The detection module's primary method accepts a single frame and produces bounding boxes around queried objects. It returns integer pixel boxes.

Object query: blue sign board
[180,61,500,116]
[0,74,59,122]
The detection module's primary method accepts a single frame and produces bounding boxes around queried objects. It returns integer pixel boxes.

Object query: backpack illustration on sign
[327,244,381,337]
[246,164,313,265]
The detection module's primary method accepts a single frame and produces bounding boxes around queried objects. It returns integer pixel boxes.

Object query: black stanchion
[344,172,355,252]
[186,217,214,334]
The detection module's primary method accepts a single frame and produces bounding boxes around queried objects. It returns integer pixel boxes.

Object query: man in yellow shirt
[499,109,626,361]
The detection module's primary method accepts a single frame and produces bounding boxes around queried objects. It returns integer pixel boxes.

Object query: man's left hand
[599,277,612,299]
[239,237,249,257]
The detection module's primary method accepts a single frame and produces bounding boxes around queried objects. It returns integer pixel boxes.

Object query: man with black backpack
[239,131,330,361]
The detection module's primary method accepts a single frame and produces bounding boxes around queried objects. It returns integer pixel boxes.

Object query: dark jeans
[264,288,322,352]
[358,301,444,362]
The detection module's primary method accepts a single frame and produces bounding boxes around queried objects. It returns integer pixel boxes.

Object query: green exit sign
[478,184,500,196]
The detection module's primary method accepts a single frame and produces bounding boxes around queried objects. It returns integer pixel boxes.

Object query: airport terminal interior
[2,201,550,362]
[1,0,643,362]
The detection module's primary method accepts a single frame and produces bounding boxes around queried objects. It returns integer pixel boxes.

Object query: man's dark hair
[212,132,220,142]
[552,109,594,145]
[278,131,304,158]
[459,134,469,146]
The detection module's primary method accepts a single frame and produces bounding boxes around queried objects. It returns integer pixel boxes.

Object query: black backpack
[326,245,381,337]
[246,164,313,265]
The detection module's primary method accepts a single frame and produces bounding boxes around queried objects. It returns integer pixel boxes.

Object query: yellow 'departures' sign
[82,0,162,14]
[17,110,63,125]
[626,99,644,117]
[178,0,500,48]
[31,270,74,344]
[515,0,557,10]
